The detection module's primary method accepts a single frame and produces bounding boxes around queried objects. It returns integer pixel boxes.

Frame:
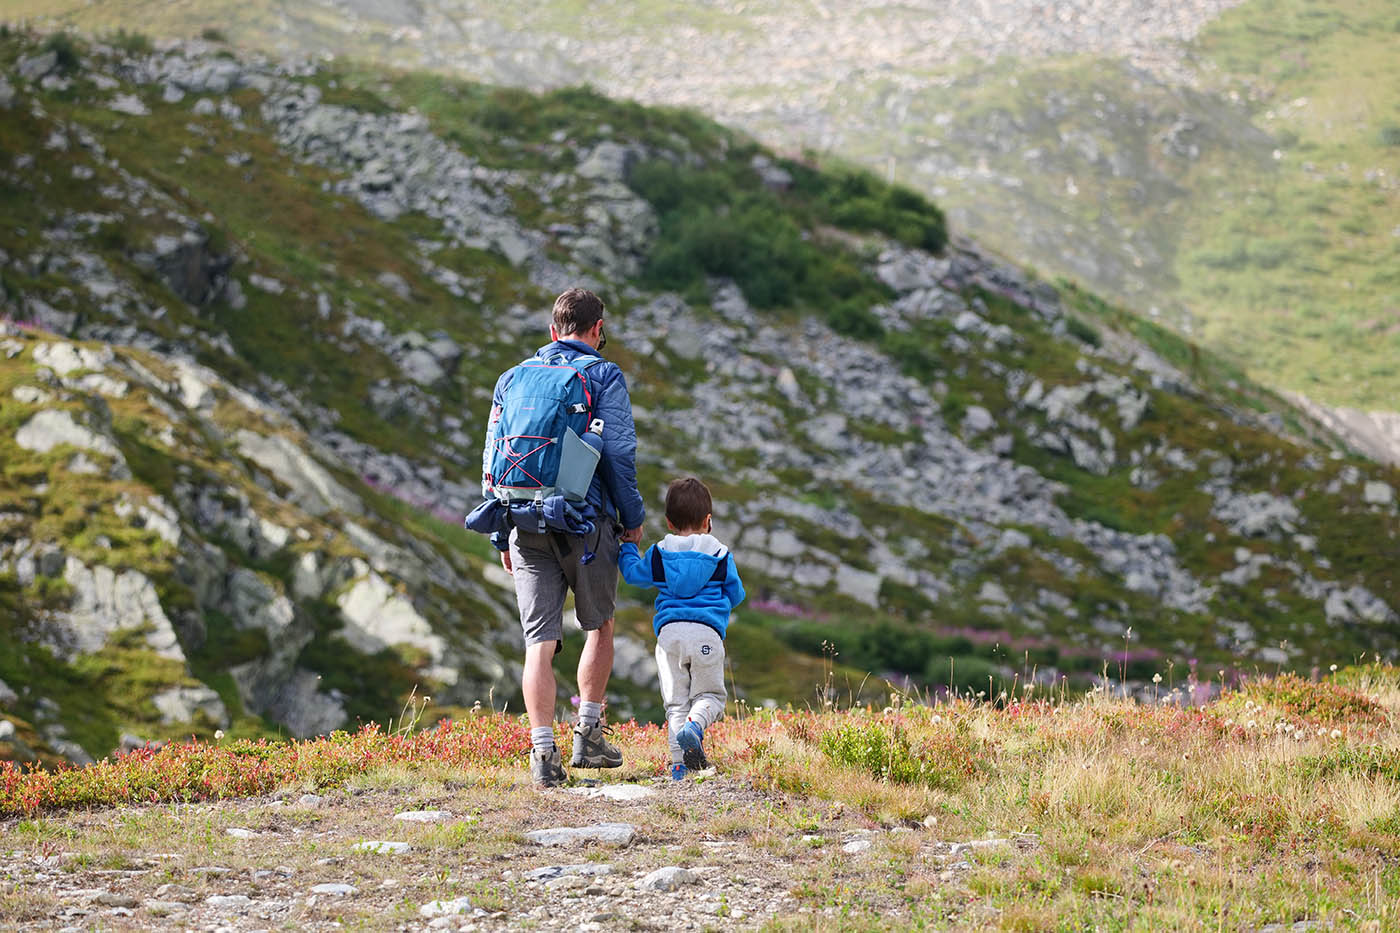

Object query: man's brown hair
[552,287,605,337]
[665,477,712,532]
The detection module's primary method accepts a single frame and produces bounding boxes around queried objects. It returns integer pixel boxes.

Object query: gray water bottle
[583,418,605,456]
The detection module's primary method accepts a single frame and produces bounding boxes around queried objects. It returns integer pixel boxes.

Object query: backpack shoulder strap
[563,354,604,375]
[651,547,666,585]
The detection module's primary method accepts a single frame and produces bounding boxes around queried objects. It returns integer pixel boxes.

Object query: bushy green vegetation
[39,30,80,72]
[819,718,983,789]
[107,28,152,55]
[627,153,950,337]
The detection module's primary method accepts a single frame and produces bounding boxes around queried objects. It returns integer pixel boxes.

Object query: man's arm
[618,542,656,589]
[594,367,646,532]
[723,558,746,610]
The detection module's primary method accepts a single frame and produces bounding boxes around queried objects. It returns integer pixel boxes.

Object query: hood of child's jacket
[659,550,726,599]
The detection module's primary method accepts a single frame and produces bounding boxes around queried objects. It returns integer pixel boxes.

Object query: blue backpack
[482,353,603,503]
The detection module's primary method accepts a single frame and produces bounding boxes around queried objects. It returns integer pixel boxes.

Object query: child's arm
[722,555,746,609]
[618,541,656,589]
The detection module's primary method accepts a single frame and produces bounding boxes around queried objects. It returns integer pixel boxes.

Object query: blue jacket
[620,534,746,638]
[487,340,645,550]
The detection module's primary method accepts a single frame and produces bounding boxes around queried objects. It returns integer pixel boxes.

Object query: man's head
[550,287,606,348]
[665,477,713,536]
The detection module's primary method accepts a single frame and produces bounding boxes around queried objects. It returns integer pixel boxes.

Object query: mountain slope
[8,0,1397,418]
[0,31,1397,766]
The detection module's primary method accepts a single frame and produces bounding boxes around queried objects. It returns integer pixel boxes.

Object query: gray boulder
[17,52,59,82]
[576,142,641,182]
[1212,489,1300,538]
[167,58,243,95]
[0,678,16,707]
[52,557,185,662]
[16,409,122,460]
[234,429,362,516]
[636,866,699,891]
[750,154,792,191]
[391,331,461,387]
[0,77,15,110]
[524,823,636,846]
[32,341,114,376]
[109,94,151,117]
[152,685,229,727]
[1363,481,1394,506]
[419,897,473,917]
[239,667,345,739]
[962,405,994,435]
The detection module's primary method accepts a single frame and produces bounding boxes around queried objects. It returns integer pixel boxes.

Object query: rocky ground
[0,771,1001,931]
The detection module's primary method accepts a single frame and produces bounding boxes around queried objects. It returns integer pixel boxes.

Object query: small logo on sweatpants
[701,644,712,655]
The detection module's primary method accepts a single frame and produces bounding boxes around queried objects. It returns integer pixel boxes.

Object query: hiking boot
[670,762,688,781]
[570,721,623,768]
[530,745,566,788]
[677,721,708,771]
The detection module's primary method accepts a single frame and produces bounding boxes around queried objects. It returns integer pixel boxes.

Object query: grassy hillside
[3,666,1400,928]
[0,29,1397,768]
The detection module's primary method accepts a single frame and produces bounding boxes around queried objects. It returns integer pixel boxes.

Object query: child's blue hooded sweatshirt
[620,533,746,638]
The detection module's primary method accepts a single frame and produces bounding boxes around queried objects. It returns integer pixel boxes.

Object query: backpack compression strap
[650,549,729,586]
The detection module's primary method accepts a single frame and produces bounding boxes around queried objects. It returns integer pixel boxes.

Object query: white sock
[577,700,603,729]
[531,726,555,753]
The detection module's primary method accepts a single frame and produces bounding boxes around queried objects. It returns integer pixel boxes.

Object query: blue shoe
[677,721,708,771]
[670,763,687,781]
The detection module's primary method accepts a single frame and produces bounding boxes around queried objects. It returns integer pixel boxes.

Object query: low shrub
[1237,672,1387,725]
[819,717,984,790]
[110,29,153,56]
[41,32,81,73]
[0,718,532,815]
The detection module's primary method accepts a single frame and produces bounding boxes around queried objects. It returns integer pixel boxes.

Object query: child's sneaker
[670,762,687,781]
[677,721,708,771]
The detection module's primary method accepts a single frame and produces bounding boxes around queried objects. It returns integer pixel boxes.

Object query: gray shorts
[509,522,620,648]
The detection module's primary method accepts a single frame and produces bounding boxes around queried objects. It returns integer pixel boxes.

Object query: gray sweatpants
[655,621,726,764]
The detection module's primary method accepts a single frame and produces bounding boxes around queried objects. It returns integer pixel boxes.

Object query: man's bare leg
[577,618,614,705]
[522,641,557,731]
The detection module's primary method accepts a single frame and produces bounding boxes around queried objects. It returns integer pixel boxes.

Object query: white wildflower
[1152,673,1162,684]
[214,730,225,740]
[1330,729,1342,739]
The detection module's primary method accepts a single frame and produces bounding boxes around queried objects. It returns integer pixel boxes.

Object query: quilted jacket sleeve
[618,542,656,589]
[594,365,646,529]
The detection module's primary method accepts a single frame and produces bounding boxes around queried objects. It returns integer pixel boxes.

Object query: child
[619,477,745,780]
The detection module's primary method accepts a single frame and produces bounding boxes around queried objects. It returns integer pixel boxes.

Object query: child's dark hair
[665,477,712,531]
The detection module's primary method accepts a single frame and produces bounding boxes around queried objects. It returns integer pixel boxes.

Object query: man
[487,287,645,787]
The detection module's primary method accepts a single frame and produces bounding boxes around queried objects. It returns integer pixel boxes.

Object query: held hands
[622,525,644,545]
